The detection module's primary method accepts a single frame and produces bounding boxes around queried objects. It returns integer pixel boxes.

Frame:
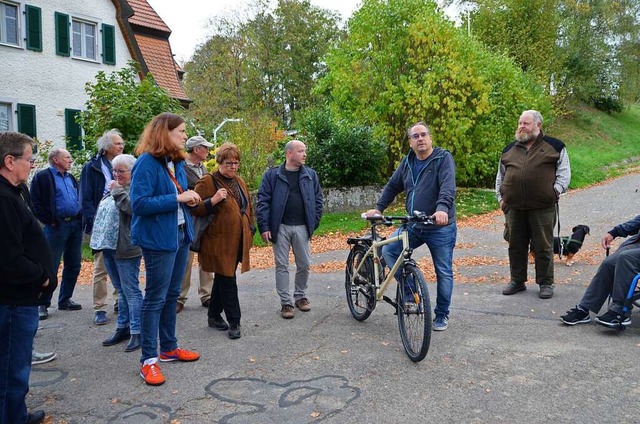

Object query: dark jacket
[256,163,323,244]
[609,215,640,248]
[192,171,254,275]
[0,177,57,306]
[80,154,111,234]
[376,147,457,224]
[30,167,80,226]
[111,185,142,259]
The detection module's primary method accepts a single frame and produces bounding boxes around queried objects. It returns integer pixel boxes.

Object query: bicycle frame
[350,220,415,305]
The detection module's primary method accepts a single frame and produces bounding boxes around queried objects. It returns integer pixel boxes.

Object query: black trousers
[208,273,241,325]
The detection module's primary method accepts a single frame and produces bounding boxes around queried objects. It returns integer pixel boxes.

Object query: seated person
[561,215,640,328]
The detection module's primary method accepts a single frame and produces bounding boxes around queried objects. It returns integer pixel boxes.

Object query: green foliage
[78,61,182,160]
[319,0,550,187]
[297,108,388,187]
[184,0,343,129]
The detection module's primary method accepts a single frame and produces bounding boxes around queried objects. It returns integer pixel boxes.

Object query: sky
[146,0,363,63]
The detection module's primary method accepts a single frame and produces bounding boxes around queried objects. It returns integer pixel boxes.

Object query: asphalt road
[30,173,640,423]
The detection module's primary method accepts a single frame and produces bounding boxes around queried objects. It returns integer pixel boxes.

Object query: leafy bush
[298,108,388,187]
[78,61,182,162]
[592,96,624,114]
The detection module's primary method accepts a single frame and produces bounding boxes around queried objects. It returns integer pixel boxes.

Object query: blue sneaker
[94,311,108,326]
[433,315,448,331]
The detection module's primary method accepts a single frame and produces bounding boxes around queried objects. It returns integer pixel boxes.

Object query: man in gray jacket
[366,121,457,331]
[257,140,323,319]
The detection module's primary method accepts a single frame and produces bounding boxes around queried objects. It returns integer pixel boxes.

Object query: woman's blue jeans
[382,222,457,317]
[139,232,190,363]
[102,250,143,334]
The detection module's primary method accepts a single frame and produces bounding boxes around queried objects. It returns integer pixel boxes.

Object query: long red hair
[135,113,186,162]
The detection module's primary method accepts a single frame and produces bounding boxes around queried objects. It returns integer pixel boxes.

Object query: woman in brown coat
[192,143,254,339]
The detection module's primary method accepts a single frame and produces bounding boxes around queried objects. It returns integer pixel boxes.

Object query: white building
[0,0,188,147]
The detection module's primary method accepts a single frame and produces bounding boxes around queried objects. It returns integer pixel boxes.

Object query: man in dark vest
[496,110,571,299]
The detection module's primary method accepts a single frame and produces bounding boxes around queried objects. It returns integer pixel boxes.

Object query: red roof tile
[134,34,188,100]
[127,0,170,33]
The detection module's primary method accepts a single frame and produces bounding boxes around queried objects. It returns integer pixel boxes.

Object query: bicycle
[345,211,434,362]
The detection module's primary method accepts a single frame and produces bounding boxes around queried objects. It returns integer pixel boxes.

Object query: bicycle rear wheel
[396,264,432,362]
[345,245,376,321]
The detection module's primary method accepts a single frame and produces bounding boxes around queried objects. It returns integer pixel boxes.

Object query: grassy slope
[548,104,640,188]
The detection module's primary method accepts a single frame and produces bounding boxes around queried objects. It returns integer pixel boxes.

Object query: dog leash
[556,202,564,260]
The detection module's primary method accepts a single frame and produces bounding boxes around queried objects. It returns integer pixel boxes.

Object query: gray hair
[406,121,431,138]
[0,132,34,169]
[112,153,136,170]
[48,147,65,166]
[522,110,543,125]
[97,129,122,155]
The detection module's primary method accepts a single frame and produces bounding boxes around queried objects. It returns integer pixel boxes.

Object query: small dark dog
[529,224,591,266]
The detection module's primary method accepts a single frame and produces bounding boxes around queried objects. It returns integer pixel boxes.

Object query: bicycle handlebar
[360,210,435,225]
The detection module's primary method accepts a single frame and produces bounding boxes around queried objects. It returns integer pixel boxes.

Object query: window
[0,103,11,131]
[0,1,19,46]
[72,19,96,60]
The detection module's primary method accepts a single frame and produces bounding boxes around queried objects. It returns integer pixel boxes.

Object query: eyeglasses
[9,154,36,165]
[410,132,430,140]
[112,169,130,175]
[222,161,240,167]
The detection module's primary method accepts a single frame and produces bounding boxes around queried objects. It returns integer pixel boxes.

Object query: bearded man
[496,110,571,299]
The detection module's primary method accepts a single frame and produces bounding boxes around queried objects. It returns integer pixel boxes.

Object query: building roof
[126,0,171,32]
[135,33,188,100]
[114,0,190,103]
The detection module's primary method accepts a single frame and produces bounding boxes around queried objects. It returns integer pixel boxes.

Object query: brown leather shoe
[281,305,294,319]
[295,298,311,312]
[176,303,184,314]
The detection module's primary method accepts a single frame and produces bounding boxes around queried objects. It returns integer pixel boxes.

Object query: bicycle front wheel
[396,264,432,362]
[345,245,376,321]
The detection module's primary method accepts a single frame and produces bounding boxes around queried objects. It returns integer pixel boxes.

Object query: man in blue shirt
[31,148,83,318]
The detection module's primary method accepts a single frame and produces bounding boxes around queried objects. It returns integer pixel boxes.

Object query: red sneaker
[140,363,165,386]
[159,348,200,362]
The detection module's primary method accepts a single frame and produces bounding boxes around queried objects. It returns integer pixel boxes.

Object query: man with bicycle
[366,122,456,331]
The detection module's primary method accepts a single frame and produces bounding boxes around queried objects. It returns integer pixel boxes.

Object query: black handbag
[189,174,216,252]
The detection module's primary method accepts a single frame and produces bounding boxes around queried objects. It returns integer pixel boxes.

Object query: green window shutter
[17,104,37,138]
[65,109,82,151]
[101,23,116,65]
[55,12,70,57]
[25,5,42,52]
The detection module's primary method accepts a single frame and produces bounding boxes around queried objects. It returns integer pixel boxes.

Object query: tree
[319,0,549,186]
[78,61,181,157]
[183,0,343,129]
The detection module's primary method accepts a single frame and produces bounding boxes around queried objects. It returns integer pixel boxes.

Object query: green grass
[548,104,640,188]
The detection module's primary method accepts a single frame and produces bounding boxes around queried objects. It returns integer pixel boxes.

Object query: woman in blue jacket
[130,113,202,386]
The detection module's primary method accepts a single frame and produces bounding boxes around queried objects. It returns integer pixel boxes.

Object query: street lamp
[213,118,242,147]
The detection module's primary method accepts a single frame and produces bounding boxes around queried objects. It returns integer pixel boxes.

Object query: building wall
[0,0,134,146]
